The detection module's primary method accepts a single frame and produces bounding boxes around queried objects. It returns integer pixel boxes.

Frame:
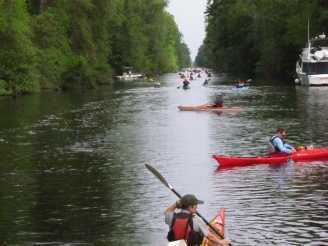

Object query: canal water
[0,73,327,245]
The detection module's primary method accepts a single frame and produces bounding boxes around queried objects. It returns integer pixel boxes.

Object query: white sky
[166,0,207,61]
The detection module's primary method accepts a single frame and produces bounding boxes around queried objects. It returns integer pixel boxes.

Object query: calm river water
[0,73,327,246]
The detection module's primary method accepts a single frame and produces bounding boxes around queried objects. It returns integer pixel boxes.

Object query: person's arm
[285,144,296,153]
[274,138,292,154]
[194,216,230,245]
[206,233,231,245]
[164,200,181,214]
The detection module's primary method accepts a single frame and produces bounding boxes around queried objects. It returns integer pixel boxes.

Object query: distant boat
[295,33,328,85]
[116,66,143,81]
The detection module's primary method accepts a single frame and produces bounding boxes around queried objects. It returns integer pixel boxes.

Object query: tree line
[0,0,191,96]
[195,0,328,78]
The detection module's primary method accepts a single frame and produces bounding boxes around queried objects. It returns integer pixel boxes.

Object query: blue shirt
[271,136,293,154]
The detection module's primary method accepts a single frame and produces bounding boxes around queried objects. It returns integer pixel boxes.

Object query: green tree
[0,0,191,94]
[199,0,328,78]
[0,0,39,95]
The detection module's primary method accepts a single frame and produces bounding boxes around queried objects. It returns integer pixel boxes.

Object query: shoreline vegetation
[196,1,327,80]
[0,0,191,96]
[1,1,327,97]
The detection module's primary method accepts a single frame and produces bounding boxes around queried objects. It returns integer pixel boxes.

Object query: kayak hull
[182,85,190,89]
[178,105,245,111]
[232,86,249,90]
[213,148,328,167]
[166,208,225,246]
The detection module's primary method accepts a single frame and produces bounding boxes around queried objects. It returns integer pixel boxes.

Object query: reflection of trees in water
[295,87,328,145]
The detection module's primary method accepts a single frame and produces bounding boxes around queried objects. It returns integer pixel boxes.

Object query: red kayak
[213,148,328,167]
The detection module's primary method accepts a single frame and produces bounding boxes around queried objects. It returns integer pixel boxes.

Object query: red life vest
[167,212,193,241]
[167,212,204,245]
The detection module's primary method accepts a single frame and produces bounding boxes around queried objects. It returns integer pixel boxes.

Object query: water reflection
[269,162,294,191]
[0,73,327,245]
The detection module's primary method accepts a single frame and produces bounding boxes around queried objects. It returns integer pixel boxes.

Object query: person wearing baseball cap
[165,194,231,246]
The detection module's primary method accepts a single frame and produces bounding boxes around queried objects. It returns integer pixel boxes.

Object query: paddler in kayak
[182,79,190,88]
[165,194,231,246]
[236,79,244,88]
[210,95,223,107]
[268,128,296,156]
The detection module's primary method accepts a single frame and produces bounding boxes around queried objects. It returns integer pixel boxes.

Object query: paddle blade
[145,164,172,189]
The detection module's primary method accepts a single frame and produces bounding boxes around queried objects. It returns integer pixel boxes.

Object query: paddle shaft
[145,164,230,245]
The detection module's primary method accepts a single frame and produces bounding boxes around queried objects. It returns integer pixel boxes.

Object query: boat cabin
[296,33,328,85]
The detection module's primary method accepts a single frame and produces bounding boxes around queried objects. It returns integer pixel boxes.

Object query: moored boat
[166,208,225,246]
[212,147,328,167]
[177,105,245,111]
[295,32,328,86]
[116,66,143,81]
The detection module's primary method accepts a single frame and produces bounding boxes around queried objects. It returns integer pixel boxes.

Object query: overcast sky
[166,0,207,61]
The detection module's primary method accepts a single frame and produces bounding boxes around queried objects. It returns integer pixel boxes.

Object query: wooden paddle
[145,164,232,245]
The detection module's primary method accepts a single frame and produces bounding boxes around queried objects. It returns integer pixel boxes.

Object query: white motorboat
[295,33,328,86]
[116,67,143,81]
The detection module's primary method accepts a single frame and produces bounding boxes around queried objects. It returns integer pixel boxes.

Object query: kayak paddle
[145,163,231,245]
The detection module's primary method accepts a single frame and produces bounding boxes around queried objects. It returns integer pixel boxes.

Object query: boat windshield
[302,62,328,75]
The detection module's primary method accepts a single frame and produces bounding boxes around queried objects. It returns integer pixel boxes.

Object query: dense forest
[195,0,328,78]
[0,0,191,95]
